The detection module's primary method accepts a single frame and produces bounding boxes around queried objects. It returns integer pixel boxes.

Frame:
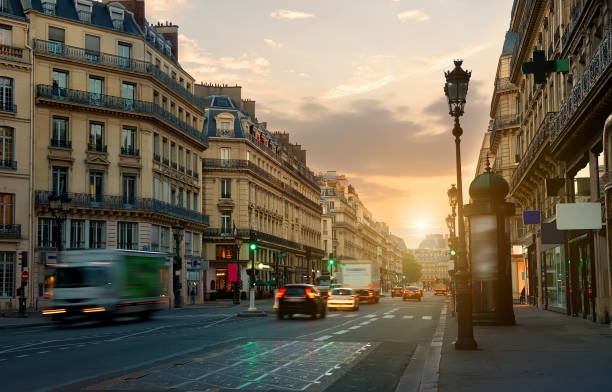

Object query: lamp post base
[454,338,478,350]
[247,289,257,311]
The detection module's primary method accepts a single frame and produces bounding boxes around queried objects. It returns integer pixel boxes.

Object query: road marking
[359,321,370,325]
[384,308,399,314]
[369,317,379,321]
[0,358,6,362]
[105,326,165,342]
[365,314,377,318]
[314,335,332,341]
[403,315,414,319]
[383,315,396,319]
[327,313,340,317]
[344,314,358,318]
[59,347,69,350]
[333,330,349,335]
[16,354,29,358]
[422,316,432,320]
[38,351,50,354]
[348,326,361,330]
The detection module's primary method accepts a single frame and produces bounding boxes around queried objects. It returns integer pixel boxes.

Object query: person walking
[190,282,197,305]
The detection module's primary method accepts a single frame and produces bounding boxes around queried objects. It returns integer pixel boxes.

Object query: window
[52,166,68,195]
[122,174,136,205]
[162,138,168,162]
[118,222,138,250]
[171,71,177,80]
[171,187,176,206]
[121,82,135,110]
[179,77,184,86]
[69,220,85,249]
[170,142,176,167]
[219,120,231,131]
[121,127,137,155]
[88,76,103,105]
[162,181,169,203]
[52,70,68,99]
[0,127,14,168]
[178,188,184,207]
[164,64,169,75]
[186,191,191,211]
[0,77,13,112]
[89,171,104,202]
[193,193,198,211]
[193,154,198,176]
[185,150,191,171]
[162,96,167,111]
[220,147,230,166]
[323,220,328,235]
[178,146,184,170]
[216,245,235,260]
[48,26,64,54]
[0,252,14,297]
[152,177,161,200]
[153,90,159,105]
[145,51,152,64]
[89,220,106,248]
[221,179,231,199]
[185,231,192,256]
[84,34,100,62]
[0,24,12,45]
[0,193,14,226]
[151,225,160,251]
[117,42,131,68]
[221,211,231,235]
[89,122,104,152]
[38,218,58,248]
[153,133,159,160]
[160,226,170,252]
[155,58,161,69]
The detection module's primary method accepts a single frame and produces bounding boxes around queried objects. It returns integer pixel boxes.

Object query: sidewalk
[439,306,612,391]
[178,297,275,310]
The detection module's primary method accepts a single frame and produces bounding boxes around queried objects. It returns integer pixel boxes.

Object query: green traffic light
[250,243,257,251]
[449,249,457,256]
[328,259,335,265]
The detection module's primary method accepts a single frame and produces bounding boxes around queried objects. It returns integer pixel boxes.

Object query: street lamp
[48,193,72,252]
[173,223,184,308]
[447,184,458,217]
[444,59,477,350]
[233,238,243,304]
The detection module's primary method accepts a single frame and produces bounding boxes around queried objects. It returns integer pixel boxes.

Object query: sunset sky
[148,0,515,247]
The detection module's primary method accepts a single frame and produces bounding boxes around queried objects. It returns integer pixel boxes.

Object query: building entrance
[569,235,596,321]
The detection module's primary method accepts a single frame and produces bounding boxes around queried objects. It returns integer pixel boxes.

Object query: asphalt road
[0,294,447,392]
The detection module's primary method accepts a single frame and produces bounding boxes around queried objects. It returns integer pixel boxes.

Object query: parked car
[276,284,327,319]
[327,287,359,311]
[391,286,404,297]
[403,286,422,301]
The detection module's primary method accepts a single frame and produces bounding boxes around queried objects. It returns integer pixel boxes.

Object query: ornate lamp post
[444,60,477,350]
[48,193,72,252]
[173,223,184,308]
[233,238,243,304]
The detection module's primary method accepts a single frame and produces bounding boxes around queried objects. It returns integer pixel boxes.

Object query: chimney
[241,99,256,120]
[155,22,179,60]
[103,0,146,32]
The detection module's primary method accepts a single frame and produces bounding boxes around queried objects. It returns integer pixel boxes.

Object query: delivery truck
[42,249,168,321]
[340,261,381,303]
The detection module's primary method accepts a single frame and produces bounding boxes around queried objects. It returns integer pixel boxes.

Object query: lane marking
[333,330,349,335]
[38,351,50,354]
[327,313,340,317]
[0,358,6,362]
[359,321,370,325]
[104,326,165,342]
[422,316,432,320]
[348,326,361,330]
[16,354,29,358]
[365,314,377,318]
[403,315,414,319]
[369,317,379,321]
[314,335,332,341]
[59,347,69,350]
[383,315,396,319]
[344,314,358,318]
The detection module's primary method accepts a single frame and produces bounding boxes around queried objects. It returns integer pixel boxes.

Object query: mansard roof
[501,30,518,56]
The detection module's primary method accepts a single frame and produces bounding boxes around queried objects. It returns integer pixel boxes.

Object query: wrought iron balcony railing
[32,39,202,109]
[492,113,521,129]
[121,147,139,156]
[186,168,192,176]
[203,228,304,251]
[88,143,107,153]
[35,190,210,226]
[162,158,169,165]
[50,138,71,148]
[0,103,16,113]
[37,84,206,144]
[154,153,161,162]
[0,224,21,239]
[171,161,177,169]
[0,159,16,169]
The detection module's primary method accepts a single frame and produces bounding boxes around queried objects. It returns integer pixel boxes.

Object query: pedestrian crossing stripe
[382,315,395,319]
[327,313,340,317]
[422,316,432,320]
[402,315,414,319]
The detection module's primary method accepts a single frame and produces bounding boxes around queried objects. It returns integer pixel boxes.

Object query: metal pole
[453,116,477,350]
[248,246,257,311]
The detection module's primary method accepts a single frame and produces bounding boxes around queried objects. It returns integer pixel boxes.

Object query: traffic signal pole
[248,242,257,312]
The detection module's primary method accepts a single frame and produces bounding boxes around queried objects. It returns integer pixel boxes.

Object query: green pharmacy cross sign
[522,50,569,84]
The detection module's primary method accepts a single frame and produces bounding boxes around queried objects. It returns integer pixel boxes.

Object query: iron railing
[492,113,521,129]
[162,158,169,165]
[37,84,206,144]
[88,144,107,153]
[154,154,161,162]
[35,190,210,226]
[0,103,16,113]
[32,39,202,109]
[0,224,20,239]
[50,138,71,148]
[0,159,16,169]
[203,228,304,251]
[120,146,139,156]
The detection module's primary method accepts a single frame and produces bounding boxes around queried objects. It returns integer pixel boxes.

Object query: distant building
[411,247,450,285]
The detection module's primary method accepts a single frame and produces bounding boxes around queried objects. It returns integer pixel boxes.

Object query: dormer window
[165,43,172,57]
[108,3,125,30]
[75,0,93,23]
[42,0,57,15]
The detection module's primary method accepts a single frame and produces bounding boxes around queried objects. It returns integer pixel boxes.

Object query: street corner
[65,339,377,392]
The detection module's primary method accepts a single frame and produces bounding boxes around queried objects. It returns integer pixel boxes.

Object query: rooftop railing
[37,84,207,144]
[35,190,210,226]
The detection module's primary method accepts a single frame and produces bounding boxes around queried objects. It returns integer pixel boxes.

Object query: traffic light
[19,251,28,268]
[449,248,457,257]
[402,275,406,280]
[249,242,257,251]
[174,256,182,270]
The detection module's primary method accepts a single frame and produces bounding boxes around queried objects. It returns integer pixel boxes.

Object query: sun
[416,220,428,231]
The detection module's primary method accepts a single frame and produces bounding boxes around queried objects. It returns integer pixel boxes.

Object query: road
[0,294,447,391]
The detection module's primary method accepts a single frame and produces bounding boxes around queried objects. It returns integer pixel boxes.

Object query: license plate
[285,298,304,302]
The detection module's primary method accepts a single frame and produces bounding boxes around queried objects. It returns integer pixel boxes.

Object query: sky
[146,0,515,248]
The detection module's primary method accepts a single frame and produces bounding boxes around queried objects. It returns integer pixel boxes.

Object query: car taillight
[349,295,355,300]
[275,288,286,299]
[305,287,316,299]
[328,295,334,300]
[369,291,374,296]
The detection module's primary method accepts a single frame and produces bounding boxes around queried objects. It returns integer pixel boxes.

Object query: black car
[277,284,327,319]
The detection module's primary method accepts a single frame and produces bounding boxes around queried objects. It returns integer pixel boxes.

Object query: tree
[402,252,422,283]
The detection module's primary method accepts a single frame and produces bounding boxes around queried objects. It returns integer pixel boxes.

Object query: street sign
[21,270,29,282]
[522,50,569,84]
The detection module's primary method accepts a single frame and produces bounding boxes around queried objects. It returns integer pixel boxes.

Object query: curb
[236,310,268,317]
[0,321,52,330]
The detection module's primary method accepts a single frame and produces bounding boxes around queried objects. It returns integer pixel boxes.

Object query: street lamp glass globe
[444,60,471,116]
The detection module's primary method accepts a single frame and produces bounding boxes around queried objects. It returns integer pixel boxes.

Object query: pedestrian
[190,283,196,305]
[520,287,526,304]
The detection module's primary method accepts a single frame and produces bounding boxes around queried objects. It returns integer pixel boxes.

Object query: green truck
[43,249,168,321]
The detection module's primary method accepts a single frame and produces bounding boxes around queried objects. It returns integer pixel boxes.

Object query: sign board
[21,270,29,282]
[556,203,602,230]
[470,215,498,280]
[228,263,238,282]
[523,210,540,224]
[542,222,564,244]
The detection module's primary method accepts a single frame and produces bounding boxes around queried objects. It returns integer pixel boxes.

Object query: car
[403,286,422,301]
[327,287,359,311]
[391,286,404,297]
[276,284,327,320]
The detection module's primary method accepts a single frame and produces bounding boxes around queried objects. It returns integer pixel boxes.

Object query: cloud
[323,67,394,99]
[264,39,283,48]
[270,9,315,20]
[219,55,271,74]
[397,9,430,22]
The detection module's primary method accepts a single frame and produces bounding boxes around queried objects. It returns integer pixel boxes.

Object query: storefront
[543,245,567,312]
[568,233,596,321]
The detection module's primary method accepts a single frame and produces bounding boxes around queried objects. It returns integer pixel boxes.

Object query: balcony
[186,168,192,176]
[50,138,71,149]
[154,154,161,162]
[35,190,210,226]
[203,228,304,251]
[0,44,24,61]
[88,143,107,153]
[0,224,21,239]
[0,103,16,113]
[77,10,92,23]
[552,26,612,144]
[494,77,514,92]
[179,165,185,172]
[492,114,520,129]
[0,159,16,169]
[32,39,203,109]
[171,161,177,169]
[37,84,206,145]
[162,158,169,165]
[120,147,139,156]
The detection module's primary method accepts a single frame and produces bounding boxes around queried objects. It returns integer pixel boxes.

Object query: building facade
[412,234,451,287]
[503,0,611,322]
[200,89,324,299]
